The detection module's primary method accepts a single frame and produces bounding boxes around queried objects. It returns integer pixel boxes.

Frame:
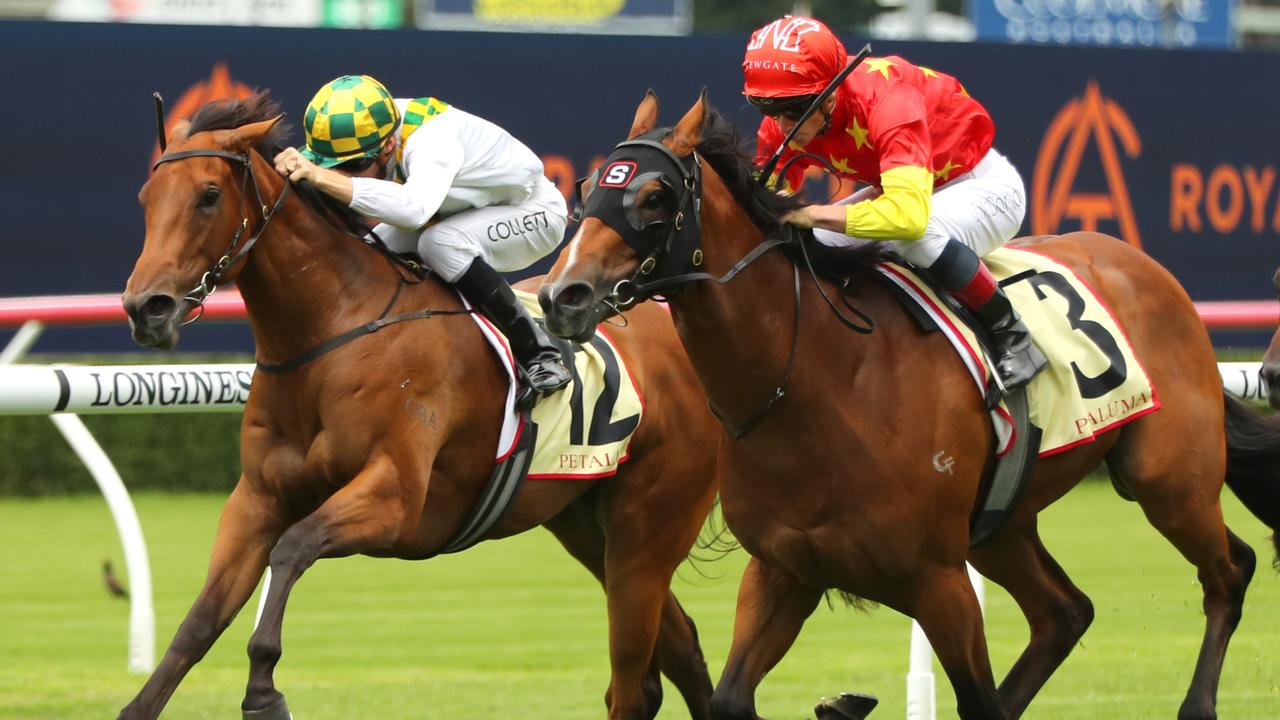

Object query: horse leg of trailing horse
[598,531,703,720]
[118,479,278,720]
[546,488,715,720]
[907,567,1007,720]
[242,457,405,717]
[544,504,665,717]
[967,521,1094,718]
[1109,426,1255,720]
[653,593,713,720]
[710,558,823,720]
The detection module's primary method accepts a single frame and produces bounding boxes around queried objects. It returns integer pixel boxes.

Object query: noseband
[151,149,291,323]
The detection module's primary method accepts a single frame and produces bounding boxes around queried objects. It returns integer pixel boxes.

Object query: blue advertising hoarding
[971,0,1234,48]
[0,20,1275,352]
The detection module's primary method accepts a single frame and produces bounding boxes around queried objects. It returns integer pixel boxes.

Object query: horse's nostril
[555,283,595,312]
[141,294,177,323]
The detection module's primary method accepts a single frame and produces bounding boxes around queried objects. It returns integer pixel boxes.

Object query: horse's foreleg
[597,547,676,720]
[710,557,822,720]
[242,456,405,719]
[906,567,1007,720]
[653,593,713,720]
[968,522,1094,718]
[118,480,279,720]
[547,493,713,720]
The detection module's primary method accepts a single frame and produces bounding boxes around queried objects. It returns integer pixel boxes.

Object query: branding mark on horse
[404,399,437,428]
[932,451,956,474]
[400,380,436,428]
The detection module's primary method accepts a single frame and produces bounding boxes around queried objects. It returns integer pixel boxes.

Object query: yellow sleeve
[843,165,933,240]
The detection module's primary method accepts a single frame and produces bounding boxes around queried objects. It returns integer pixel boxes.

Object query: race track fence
[0,292,1274,694]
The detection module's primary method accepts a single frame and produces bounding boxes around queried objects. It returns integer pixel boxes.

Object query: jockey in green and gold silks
[276,74,572,399]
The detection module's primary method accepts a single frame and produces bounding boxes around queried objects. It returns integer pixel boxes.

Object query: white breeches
[377,176,569,282]
[813,148,1027,268]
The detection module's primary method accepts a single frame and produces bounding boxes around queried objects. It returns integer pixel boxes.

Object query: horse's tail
[1223,394,1280,565]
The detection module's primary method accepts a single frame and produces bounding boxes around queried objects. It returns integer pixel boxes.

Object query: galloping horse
[118,93,719,720]
[539,91,1280,720]
[1260,267,1280,408]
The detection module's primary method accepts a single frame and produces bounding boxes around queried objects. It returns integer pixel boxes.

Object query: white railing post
[2,322,155,674]
[48,414,155,673]
[0,320,44,364]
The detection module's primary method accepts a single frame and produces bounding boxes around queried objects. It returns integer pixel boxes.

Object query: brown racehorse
[118,93,719,720]
[1260,267,1280,408]
[538,91,1280,720]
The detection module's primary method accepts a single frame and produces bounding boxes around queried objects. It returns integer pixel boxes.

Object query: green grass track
[1,482,1277,719]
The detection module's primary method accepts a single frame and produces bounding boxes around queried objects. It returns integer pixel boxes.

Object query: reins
[153,149,292,324]
[776,151,876,334]
[578,129,879,439]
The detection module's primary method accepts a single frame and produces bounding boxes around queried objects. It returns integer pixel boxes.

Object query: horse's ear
[670,88,709,156]
[229,114,286,148]
[168,119,191,144]
[627,89,660,140]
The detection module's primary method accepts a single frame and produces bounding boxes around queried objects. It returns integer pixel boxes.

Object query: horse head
[539,90,713,340]
[1261,266,1280,408]
[124,94,286,349]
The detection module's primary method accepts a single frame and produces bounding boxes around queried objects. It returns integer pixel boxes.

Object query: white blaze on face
[562,221,590,275]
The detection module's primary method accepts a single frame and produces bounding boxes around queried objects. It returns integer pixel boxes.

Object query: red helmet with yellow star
[742,16,847,110]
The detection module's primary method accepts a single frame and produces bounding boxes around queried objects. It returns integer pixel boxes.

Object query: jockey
[743,17,1047,392]
[274,75,572,399]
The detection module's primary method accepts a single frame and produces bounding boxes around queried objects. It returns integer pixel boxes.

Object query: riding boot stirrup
[976,289,1048,393]
[453,259,573,403]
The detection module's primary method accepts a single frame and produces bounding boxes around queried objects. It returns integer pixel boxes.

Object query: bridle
[574,129,795,311]
[151,148,291,324]
[573,128,804,438]
[572,121,883,438]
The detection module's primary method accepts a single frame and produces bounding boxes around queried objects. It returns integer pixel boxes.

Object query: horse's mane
[186,92,371,237]
[692,110,888,275]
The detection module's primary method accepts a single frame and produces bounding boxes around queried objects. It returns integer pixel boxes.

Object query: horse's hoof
[243,695,292,720]
[814,692,879,720]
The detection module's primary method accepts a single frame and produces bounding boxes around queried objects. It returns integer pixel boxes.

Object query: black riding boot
[454,258,572,399]
[973,287,1048,392]
[929,238,1047,393]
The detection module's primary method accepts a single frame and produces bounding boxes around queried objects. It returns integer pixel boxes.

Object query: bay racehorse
[1260,267,1280,408]
[538,91,1280,720]
[118,93,719,720]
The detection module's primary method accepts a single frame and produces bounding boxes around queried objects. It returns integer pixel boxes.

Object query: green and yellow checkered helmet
[300,75,401,168]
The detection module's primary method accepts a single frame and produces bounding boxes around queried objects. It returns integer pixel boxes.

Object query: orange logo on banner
[151,63,255,167]
[1032,82,1143,248]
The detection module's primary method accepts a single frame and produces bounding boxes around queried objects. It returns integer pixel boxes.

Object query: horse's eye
[642,190,667,208]
[197,187,221,209]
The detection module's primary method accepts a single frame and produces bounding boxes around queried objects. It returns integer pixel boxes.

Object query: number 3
[1027,271,1127,399]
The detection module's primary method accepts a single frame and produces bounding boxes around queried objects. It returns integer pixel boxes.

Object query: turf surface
[1,482,1277,719]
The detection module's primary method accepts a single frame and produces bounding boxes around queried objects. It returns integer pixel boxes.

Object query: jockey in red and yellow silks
[743,16,1046,392]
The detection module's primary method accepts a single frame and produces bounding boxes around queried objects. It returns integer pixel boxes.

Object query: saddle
[870,259,1042,547]
[842,245,1157,545]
